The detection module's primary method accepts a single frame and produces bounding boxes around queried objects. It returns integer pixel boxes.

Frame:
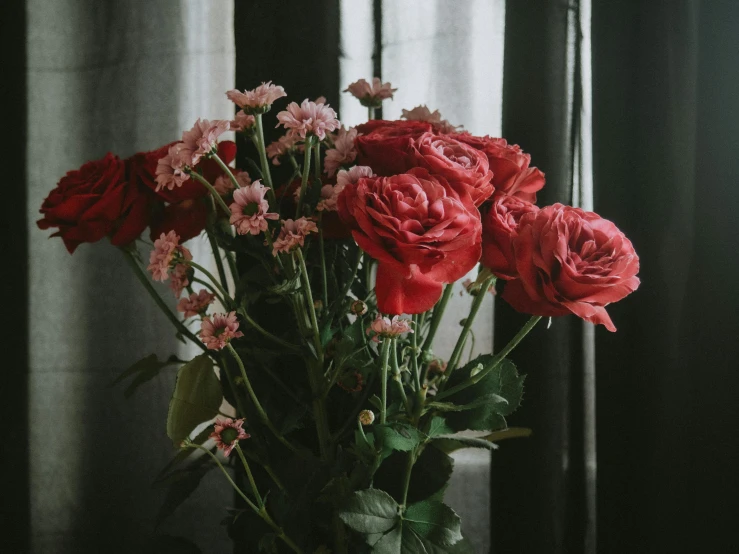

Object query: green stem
[226,344,298,453]
[234,443,262,507]
[420,284,454,360]
[120,248,206,352]
[318,213,328,309]
[368,106,376,120]
[205,227,229,292]
[313,140,321,180]
[390,341,411,416]
[189,171,231,217]
[325,245,363,328]
[295,248,323,358]
[238,309,302,353]
[295,137,313,218]
[442,275,496,386]
[226,251,239,284]
[192,277,227,307]
[263,227,285,271]
[434,315,542,401]
[190,443,255,508]
[210,152,241,190]
[254,114,278,206]
[379,339,392,424]
[188,260,233,304]
[410,315,421,392]
[399,449,415,507]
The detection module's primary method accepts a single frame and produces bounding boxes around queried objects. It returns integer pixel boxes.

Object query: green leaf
[166,355,222,444]
[339,489,400,534]
[154,425,214,484]
[431,434,499,453]
[155,456,214,528]
[404,500,462,547]
[426,416,453,438]
[111,354,177,398]
[374,423,425,453]
[372,525,402,553]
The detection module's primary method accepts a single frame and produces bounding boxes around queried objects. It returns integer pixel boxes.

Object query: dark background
[4,1,739,553]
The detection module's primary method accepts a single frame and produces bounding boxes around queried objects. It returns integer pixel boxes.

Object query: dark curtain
[494,1,739,553]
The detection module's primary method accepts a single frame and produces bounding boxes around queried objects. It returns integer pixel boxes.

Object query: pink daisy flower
[200,311,244,350]
[231,110,256,132]
[180,119,230,166]
[229,180,279,235]
[324,127,358,177]
[276,99,340,141]
[344,78,397,107]
[270,218,318,256]
[214,169,251,196]
[226,81,287,113]
[401,105,459,134]
[209,417,250,457]
[155,142,191,191]
[266,134,301,166]
[147,231,192,282]
[177,289,216,318]
[336,165,375,189]
[366,314,414,342]
[169,263,190,298]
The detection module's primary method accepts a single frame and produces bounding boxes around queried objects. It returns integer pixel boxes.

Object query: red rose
[134,141,237,241]
[502,204,640,331]
[338,168,482,314]
[354,120,432,176]
[481,194,540,280]
[409,132,494,207]
[38,153,153,253]
[453,134,545,202]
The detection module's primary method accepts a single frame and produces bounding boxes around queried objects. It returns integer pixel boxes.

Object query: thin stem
[190,443,255,508]
[226,344,298,453]
[264,465,286,492]
[399,450,415,507]
[238,309,302,353]
[420,284,454,359]
[188,260,233,304]
[442,275,496,386]
[325,245,363,328]
[189,171,231,217]
[205,227,229,292]
[390,341,411,416]
[410,314,421,392]
[254,114,278,206]
[192,277,226,307]
[120,248,206,352]
[313,140,321,180]
[210,152,241,190]
[263,227,285,271]
[318,213,328,309]
[295,137,313,218]
[295,248,323,358]
[379,339,392,424]
[226,251,239,284]
[434,315,542,401]
[234,443,262,508]
[368,106,376,120]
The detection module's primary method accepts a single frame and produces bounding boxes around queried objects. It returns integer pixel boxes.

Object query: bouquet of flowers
[38,78,639,553]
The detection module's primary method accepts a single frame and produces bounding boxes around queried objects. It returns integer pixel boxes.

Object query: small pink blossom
[177,290,216,318]
[169,263,190,298]
[226,81,287,112]
[401,105,459,133]
[155,142,191,191]
[231,110,256,132]
[266,134,302,165]
[336,165,375,189]
[270,218,318,256]
[367,315,414,342]
[200,311,244,350]
[180,119,230,166]
[314,96,327,104]
[214,170,251,196]
[276,99,340,141]
[344,78,397,107]
[316,183,344,212]
[324,127,358,177]
[147,231,192,282]
[209,417,250,456]
[229,180,279,235]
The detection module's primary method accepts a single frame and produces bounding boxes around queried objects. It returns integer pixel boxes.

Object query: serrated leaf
[374,423,425,453]
[404,501,462,547]
[339,489,399,534]
[166,355,222,444]
[426,416,453,438]
[372,525,403,553]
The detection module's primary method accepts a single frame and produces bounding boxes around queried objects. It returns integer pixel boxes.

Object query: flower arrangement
[38,78,639,553]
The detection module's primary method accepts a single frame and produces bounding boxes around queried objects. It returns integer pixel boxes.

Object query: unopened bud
[358,409,375,426]
[350,300,368,316]
[314,299,323,311]
[428,359,448,374]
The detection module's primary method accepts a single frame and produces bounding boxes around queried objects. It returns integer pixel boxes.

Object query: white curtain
[27,1,234,552]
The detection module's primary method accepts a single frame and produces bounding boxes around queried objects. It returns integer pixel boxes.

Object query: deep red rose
[409,132,494,207]
[338,168,482,314]
[502,204,640,331]
[38,153,153,253]
[354,119,432,176]
[133,140,237,241]
[481,194,540,280]
[453,134,545,202]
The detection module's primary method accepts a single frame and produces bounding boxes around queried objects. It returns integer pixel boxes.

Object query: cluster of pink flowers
[147,231,192,282]
[231,110,256,132]
[402,105,458,134]
[227,81,287,113]
[270,218,318,256]
[366,315,414,342]
[177,289,215,318]
[266,134,302,165]
[344,78,397,107]
[209,417,250,456]
[324,127,358,176]
[214,169,251,196]
[200,311,244,350]
[229,180,279,235]
[277,99,340,141]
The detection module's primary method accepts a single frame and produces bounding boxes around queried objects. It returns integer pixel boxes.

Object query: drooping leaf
[403,500,462,547]
[339,489,399,534]
[166,354,222,444]
[111,354,178,398]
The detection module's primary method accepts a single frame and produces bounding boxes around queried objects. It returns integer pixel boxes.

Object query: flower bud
[358,410,375,426]
[350,300,368,316]
[428,359,448,374]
